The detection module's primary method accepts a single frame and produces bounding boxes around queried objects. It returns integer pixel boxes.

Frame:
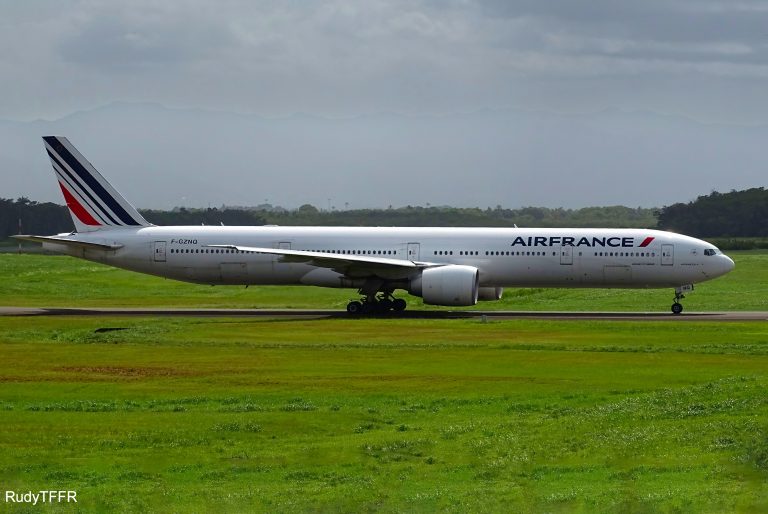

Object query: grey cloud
[59,8,236,70]
[1,0,768,123]
[474,0,768,67]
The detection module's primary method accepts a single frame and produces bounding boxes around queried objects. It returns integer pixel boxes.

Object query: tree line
[657,188,767,238]
[1,200,656,239]
[261,204,657,228]
[1,188,765,243]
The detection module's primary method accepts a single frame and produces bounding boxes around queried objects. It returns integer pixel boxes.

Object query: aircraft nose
[723,255,735,273]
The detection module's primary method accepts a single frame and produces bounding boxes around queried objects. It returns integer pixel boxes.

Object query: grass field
[0,251,766,311]
[1,316,767,512]
[0,253,766,512]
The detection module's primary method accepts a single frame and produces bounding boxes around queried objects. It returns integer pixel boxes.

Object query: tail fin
[42,136,151,232]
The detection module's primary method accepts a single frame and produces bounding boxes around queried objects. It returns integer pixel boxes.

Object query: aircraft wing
[207,244,433,279]
[12,235,123,250]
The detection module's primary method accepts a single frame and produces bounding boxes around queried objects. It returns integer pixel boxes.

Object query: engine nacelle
[478,287,503,301]
[409,265,479,306]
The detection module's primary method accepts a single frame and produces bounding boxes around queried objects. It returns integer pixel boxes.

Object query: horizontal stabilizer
[13,235,123,250]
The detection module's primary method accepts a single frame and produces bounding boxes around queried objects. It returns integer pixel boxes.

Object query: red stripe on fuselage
[58,182,101,226]
[639,236,655,247]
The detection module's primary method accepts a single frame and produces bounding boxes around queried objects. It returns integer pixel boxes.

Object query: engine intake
[409,265,479,306]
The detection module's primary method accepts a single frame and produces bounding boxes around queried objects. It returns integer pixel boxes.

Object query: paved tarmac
[1,307,766,321]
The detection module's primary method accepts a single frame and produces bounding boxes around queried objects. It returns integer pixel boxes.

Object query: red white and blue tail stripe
[43,136,151,232]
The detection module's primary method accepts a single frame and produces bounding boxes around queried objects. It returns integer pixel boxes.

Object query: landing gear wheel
[671,286,689,315]
[347,285,406,315]
[346,301,363,315]
[392,298,407,312]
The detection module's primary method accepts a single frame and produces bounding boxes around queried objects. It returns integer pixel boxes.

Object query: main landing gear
[346,293,407,315]
[671,284,693,315]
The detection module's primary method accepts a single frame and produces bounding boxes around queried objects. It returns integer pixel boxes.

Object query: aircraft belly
[489,258,579,287]
[248,260,310,285]
[488,257,708,289]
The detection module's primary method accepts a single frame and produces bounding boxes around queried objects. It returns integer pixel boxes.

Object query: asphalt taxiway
[1,307,766,321]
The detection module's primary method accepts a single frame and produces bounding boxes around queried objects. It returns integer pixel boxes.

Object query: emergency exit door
[661,244,674,266]
[407,243,420,261]
[153,241,167,262]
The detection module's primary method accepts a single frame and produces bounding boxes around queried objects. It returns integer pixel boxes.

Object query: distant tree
[2,197,667,241]
[0,198,71,237]
[298,204,319,214]
[658,187,768,237]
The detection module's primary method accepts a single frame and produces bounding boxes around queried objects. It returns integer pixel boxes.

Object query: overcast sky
[1,1,767,208]
[4,0,768,123]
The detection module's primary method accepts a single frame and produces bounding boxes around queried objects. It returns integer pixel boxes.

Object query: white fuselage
[45,226,734,290]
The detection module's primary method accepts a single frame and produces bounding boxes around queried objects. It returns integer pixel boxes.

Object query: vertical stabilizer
[42,136,151,232]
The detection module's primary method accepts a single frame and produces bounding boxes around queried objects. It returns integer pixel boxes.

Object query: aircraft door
[407,242,420,261]
[272,241,295,279]
[560,245,573,265]
[661,244,674,266]
[152,241,167,262]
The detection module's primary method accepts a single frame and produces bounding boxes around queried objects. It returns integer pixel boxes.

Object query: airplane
[14,136,735,315]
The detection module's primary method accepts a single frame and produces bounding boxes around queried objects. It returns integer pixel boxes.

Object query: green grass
[1,316,767,512]
[1,254,767,511]
[0,251,766,311]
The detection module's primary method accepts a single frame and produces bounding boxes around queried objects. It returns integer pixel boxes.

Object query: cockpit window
[704,249,716,256]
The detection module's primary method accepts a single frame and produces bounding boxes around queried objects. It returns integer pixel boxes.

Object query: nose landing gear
[671,284,693,315]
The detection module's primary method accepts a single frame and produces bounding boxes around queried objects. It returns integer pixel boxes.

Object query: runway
[1,307,766,321]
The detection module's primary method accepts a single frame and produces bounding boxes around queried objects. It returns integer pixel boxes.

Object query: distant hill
[1,102,766,211]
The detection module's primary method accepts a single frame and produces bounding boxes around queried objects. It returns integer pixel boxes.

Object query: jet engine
[409,265,479,306]
[478,287,503,301]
